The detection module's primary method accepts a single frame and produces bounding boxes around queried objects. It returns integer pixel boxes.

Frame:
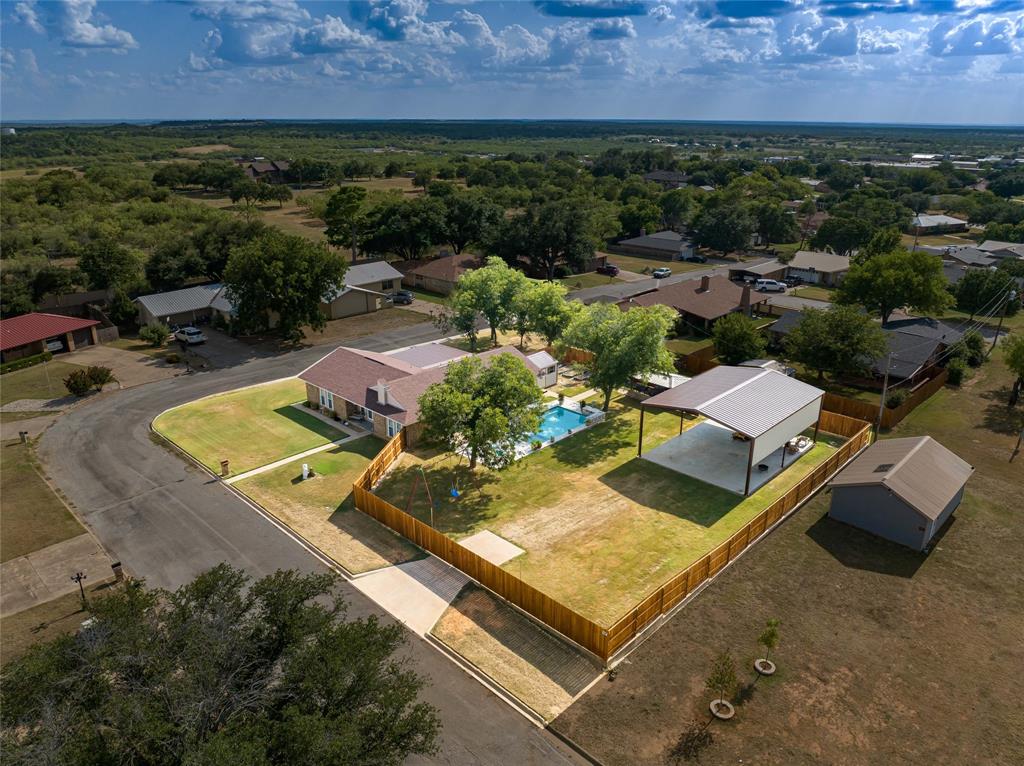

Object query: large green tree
[811,216,874,257]
[78,238,142,290]
[560,302,675,411]
[1003,334,1024,406]
[956,268,1015,319]
[324,185,368,257]
[837,249,953,322]
[783,305,888,381]
[418,354,544,470]
[692,205,754,258]
[439,191,502,255]
[712,313,767,365]
[446,257,532,346]
[751,200,799,249]
[224,230,346,340]
[520,280,577,346]
[360,196,445,261]
[489,200,600,281]
[0,565,440,765]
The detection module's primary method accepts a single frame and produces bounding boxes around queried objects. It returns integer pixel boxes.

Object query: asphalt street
[37,322,584,766]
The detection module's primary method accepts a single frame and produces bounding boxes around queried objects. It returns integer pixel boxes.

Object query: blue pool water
[532,406,589,443]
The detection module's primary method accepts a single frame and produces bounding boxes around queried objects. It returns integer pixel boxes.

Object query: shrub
[962,330,985,367]
[139,322,171,347]
[163,352,181,364]
[947,358,966,386]
[1,351,53,375]
[86,365,115,391]
[884,387,909,409]
[63,369,93,397]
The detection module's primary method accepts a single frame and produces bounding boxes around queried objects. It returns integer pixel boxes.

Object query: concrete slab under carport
[642,419,813,495]
[350,556,470,635]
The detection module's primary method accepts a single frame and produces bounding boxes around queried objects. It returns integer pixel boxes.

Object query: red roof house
[0,312,100,362]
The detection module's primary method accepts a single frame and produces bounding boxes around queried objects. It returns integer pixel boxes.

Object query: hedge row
[1,351,53,375]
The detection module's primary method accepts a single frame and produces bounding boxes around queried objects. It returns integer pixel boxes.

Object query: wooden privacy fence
[351,412,872,662]
[822,368,948,430]
[601,410,873,658]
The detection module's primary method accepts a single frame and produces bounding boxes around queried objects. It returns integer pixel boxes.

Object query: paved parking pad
[1,534,110,617]
[460,530,525,566]
[351,556,470,635]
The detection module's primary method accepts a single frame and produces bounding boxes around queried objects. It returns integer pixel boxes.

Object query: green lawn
[408,288,446,305]
[938,306,1024,334]
[666,336,714,355]
[1,361,82,405]
[153,379,344,476]
[107,335,172,359]
[790,285,835,302]
[557,272,622,290]
[235,437,422,574]
[605,253,705,276]
[373,397,841,625]
[1,440,84,562]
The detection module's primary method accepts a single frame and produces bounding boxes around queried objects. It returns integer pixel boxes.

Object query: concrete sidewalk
[1,534,111,617]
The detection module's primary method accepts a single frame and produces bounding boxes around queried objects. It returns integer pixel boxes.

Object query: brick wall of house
[304,382,319,406]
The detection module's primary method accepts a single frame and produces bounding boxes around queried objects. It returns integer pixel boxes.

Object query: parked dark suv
[596,263,620,276]
[391,290,414,305]
[682,253,708,263]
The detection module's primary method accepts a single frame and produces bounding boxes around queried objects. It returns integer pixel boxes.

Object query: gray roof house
[322,260,405,319]
[611,230,695,260]
[977,240,1024,259]
[828,436,974,551]
[911,214,968,232]
[945,247,997,268]
[135,283,234,327]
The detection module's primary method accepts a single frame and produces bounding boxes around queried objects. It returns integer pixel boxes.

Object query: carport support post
[743,438,755,496]
[637,405,645,458]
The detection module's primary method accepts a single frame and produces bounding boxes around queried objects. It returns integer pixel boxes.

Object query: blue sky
[1,1,1022,124]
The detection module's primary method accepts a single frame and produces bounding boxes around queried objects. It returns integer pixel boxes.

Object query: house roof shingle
[616,230,692,254]
[408,254,480,284]
[0,312,100,352]
[788,250,851,274]
[622,275,763,321]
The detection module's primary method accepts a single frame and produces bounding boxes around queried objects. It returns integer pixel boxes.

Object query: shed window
[381,279,394,290]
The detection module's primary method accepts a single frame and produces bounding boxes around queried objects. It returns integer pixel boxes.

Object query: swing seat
[450,487,460,498]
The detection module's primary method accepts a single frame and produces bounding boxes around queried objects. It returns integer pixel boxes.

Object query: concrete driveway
[1,534,111,617]
[73,344,178,388]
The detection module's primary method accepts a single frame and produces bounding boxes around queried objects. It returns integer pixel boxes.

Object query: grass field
[1,440,84,563]
[374,396,841,625]
[408,288,446,304]
[0,411,53,423]
[299,308,426,347]
[553,353,1024,766]
[666,335,714,355]
[235,438,423,574]
[604,253,705,276]
[1,581,118,666]
[557,272,622,290]
[789,285,835,302]
[153,379,343,476]
[0,361,81,405]
[443,329,549,354]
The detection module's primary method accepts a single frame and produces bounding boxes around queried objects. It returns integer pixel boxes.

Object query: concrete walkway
[224,433,367,485]
[1,534,111,617]
[351,556,470,635]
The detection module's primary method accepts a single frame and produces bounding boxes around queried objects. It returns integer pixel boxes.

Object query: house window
[381,279,394,290]
[361,407,375,423]
[319,389,334,410]
[386,419,401,437]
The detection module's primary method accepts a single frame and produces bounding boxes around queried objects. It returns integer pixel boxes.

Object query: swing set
[404,456,465,528]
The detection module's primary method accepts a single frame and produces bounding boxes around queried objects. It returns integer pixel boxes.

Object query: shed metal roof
[829,436,974,520]
[642,366,824,438]
[788,251,850,274]
[344,261,404,286]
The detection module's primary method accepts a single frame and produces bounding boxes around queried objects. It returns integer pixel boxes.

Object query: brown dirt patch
[176,144,240,155]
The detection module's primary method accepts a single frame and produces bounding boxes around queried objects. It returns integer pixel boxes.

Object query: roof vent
[873,463,895,473]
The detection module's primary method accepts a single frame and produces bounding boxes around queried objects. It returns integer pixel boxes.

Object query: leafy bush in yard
[947,358,966,386]
[163,352,181,364]
[139,322,171,347]
[0,351,52,375]
[962,330,986,367]
[63,369,93,397]
[86,365,115,391]
[884,387,909,409]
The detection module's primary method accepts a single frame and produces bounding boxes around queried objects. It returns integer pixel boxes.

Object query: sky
[1,0,1023,124]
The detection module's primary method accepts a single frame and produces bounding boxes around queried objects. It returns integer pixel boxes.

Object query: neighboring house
[135,283,234,327]
[803,210,831,235]
[799,177,832,193]
[299,344,544,444]
[728,260,787,282]
[36,288,115,317]
[911,214,968,233]
[234,157,290,184]
[643,170,690,189]
[403,253,480,295]
[785,250,850,286]
[739,358,795,376]
[942,262,969,287]
[945,247,997,268]
[610,230,695,261]
[621,275,765,330]
[0,312,100,362]
[976,240,1024,260]
[322,261,404,320]
[827,436,973,551]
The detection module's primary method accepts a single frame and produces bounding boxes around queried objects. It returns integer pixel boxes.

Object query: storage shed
[827,436,973,551]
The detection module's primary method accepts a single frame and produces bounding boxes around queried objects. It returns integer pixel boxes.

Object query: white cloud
[927,16,1020,56]
[14,1,44,34]
[184,1,310,23]
[295,15,374,53]
[22,0,139,51]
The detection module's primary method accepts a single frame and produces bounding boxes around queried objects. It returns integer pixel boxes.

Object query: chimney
[376,379,390,407]
[740,286,751,313]
[700,275,711,291]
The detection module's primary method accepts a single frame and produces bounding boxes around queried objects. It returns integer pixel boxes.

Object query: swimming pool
[533,406,590,442]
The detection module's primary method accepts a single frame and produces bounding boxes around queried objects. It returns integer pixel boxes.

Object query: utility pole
[71,571,88,605]
[875,352,893,434]
[988,294,1011,359]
